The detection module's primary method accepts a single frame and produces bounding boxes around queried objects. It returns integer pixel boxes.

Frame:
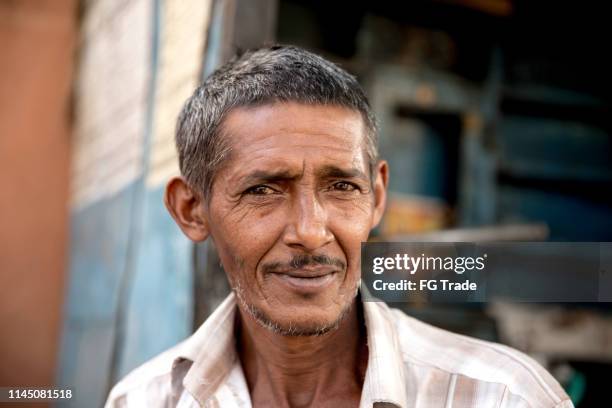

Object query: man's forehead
[221,102,367,151]
[217,102,370,176]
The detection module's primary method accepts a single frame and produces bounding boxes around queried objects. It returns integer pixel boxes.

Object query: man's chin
[239,299,353,337]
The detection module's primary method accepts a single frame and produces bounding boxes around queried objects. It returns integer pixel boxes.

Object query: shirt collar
[178,293,239,406]
[172,292,408,408]
[361,299,408,408]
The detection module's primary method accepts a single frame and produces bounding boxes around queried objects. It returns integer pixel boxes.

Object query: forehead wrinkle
[235,145,365,177]
[239,132,358,153]
[222,153,306,185]
[275,126,361,143]
[224,111,363,148]
[220,106,366,161]
[222,129,357,171]
[223,141,358,175]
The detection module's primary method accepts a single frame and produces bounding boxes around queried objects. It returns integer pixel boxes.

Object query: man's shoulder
[105,341,186,407]
[383,304,572,407]
[106,295,238,407]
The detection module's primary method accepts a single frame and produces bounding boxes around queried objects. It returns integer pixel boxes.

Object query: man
[106,46,573,407]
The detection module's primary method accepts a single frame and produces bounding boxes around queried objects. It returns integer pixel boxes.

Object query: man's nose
[283,192,333,251]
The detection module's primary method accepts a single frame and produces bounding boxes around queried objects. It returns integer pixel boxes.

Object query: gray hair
[175,45,378,198]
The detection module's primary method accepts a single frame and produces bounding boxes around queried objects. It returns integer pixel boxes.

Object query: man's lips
[271,266,338,279]
[268,267,339,291]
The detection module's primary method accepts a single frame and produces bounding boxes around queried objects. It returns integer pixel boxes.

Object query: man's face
[205,102,387,335]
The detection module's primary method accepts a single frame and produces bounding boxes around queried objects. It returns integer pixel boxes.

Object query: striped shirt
[106,293,573,407]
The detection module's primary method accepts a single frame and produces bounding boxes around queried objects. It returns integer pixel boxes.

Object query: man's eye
[332,181,358,192]
[244,185,276,195]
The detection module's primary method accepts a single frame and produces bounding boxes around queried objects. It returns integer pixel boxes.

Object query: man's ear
[372,160,389,229]
[164,176,210,242]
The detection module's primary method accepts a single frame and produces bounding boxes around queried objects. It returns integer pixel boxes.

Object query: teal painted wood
[58,185,193,408]
[116,186,193,378]
[57,185,138,408]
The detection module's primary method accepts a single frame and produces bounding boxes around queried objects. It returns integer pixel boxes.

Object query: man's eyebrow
[238,166,369,186]
[240,170,301,185]
[316,165,368,181]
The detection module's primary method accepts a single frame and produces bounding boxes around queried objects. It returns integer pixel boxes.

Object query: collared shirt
[106,293,573,407]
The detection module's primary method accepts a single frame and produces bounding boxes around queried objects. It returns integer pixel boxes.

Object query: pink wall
[0,0,75,391]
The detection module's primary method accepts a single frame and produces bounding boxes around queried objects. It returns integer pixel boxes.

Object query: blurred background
[0,0,611,406]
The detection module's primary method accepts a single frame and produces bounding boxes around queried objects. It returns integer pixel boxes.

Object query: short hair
[175,45,378,198]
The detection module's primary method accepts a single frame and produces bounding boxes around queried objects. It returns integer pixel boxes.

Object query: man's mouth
[270,267,338,292]
[282,266,336,278]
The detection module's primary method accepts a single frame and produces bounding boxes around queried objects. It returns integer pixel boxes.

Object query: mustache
[262,254,346,274]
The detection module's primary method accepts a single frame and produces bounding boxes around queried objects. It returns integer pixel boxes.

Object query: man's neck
[236,300,368,408]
